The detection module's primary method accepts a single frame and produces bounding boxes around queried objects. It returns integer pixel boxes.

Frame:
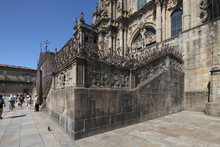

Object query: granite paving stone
[0,104,220,147]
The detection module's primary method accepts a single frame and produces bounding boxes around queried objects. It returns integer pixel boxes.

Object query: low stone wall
[46,87,75,136]
[44,51,185,140]
[46,68,184,140]
[75,69,183,139]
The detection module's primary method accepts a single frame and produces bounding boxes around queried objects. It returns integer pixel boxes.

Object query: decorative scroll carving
[54,38,79,72]
[199,0,211,23]
[135,55,182,87]
[131,44,183,68]
[167,0,178,10]
[200,0,210,9]
[117,0,123,12]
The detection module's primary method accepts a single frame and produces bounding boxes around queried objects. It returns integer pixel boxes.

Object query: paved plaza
[0,105,220,147]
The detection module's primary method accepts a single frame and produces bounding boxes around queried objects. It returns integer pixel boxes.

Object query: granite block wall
[184,92,208,111]
[58,70,184,140]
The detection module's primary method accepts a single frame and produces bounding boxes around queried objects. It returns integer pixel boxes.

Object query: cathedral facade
[92,0,220,109]
[37,0,220,140]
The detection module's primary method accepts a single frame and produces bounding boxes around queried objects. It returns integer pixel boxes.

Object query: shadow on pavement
[5,114,27,119]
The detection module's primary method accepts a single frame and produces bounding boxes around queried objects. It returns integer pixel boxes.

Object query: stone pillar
[77,63,85,87]
[129,69,135,89]
[162,5,166,40]
[183,0,191,31]
[109,1,113,19]
[206,67,220,117]
[108,33,112,52]
[210,68,220,102]
[156,1,162,42]
[124,29,128,56]
[119,28,124,55]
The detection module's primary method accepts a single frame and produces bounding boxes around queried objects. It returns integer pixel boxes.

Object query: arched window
[137,0,146,10]
[171,9,182,37]
[212,0,220,19]
[134,33,142,42]
[144,27,156,38]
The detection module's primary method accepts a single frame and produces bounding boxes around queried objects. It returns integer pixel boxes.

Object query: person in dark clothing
[34,95,39,111]
[18,94,25,106]
[0,95,6,119]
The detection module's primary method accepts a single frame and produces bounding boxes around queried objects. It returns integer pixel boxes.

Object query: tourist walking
[26,95,32,107]
[8,94,16,110]
[0,95,6,119]
[18,94,25,106]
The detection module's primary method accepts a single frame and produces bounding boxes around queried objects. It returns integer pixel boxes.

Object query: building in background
[0,64,37,94]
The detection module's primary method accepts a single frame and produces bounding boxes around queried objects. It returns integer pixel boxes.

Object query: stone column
[156,1,162,42]
[162,5,166,40]
[108,33,112,53]
[76,60,85,87]
[183,0,191,31]
[119,28,124,55]
[124,29,128,56]
[206,68,220,117]
[210,68,220,102]
[109,1,113,19]
[129,69,135,89]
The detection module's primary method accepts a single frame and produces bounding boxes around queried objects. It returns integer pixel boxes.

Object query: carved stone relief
[170,59,183,71]
[55,67,73,89]
[136,60,167,86]
[117,0,123,12]
[86,64,129,88]
[136,56,182,87]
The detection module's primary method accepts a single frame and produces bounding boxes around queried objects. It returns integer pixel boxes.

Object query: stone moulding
[54,40,182,73]
[53,48,183,90]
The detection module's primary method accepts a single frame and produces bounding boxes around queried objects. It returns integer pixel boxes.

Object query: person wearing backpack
[0,95,6,119]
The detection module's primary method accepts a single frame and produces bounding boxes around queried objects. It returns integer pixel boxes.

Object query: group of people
[8,94,33,110]
[0,93,39,119]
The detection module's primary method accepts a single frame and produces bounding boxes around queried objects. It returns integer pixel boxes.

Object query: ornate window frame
[171,8,183,37]
[131,25,156,52]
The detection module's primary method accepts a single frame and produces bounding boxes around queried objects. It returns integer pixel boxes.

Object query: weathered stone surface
[206,102,220,117]
[45,53,185,140]
[184,92,208,111]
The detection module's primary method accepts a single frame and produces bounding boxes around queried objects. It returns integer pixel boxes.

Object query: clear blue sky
[0,0,97,69]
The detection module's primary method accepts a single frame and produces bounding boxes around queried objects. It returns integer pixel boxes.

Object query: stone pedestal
[206,102,220,117]
[205,67,220,117]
